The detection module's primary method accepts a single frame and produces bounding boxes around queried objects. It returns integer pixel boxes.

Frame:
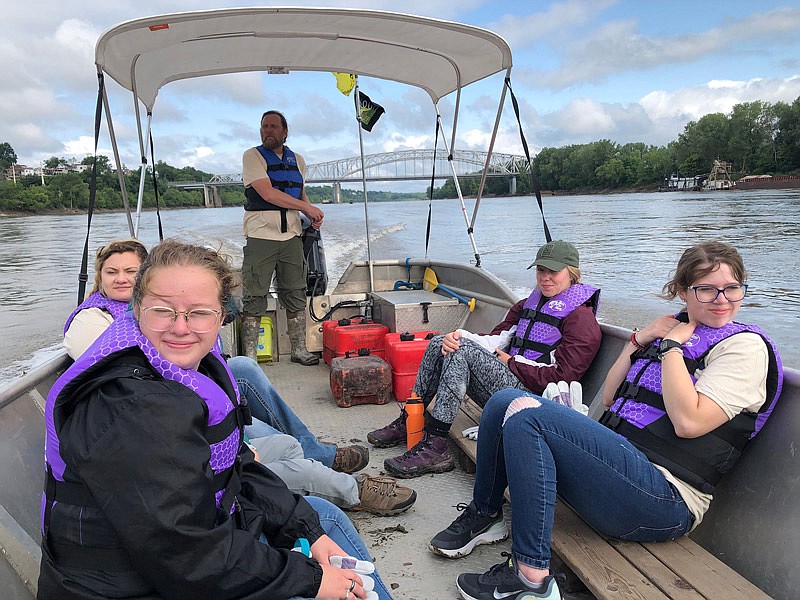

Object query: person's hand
[304,205,325,227]
[635,314,682,346]
[441,330,461,354]
[317,564,365,600]
[494,347,511,365]
[662,320,697,345]
[309,534,344,566]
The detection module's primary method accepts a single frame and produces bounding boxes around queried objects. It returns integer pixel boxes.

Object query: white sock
[517,569,547,592]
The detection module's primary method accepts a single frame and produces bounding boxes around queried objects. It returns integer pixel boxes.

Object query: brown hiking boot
[332,445,370,473]
[351,474,417,516]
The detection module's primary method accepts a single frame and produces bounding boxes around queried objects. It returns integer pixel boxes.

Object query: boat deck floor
[262,358,593,600]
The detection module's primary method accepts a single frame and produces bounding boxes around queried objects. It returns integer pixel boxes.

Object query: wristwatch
[657,338,682,360]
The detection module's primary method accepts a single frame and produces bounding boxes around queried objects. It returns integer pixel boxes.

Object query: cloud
[489,0,617,47]
[521,7,800,90]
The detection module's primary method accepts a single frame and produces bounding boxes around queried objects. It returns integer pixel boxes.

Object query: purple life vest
[63,291,129,334]
[508,284,600,364]
[601,316,783,493]
[45,312,243,516]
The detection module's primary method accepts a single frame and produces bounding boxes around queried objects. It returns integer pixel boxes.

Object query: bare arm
[250,177,324,224]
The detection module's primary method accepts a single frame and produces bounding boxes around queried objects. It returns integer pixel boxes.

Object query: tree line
[431,96,800,197]
[3,95,799,212]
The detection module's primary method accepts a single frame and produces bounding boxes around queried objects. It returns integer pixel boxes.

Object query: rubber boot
[241,315,260,361]
[287,312,319,366]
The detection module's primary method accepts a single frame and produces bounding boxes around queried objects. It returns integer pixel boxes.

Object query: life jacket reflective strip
[63,292,128,334]
[244,145,304,233]
[600,315,783,493]
[508,284,600,364]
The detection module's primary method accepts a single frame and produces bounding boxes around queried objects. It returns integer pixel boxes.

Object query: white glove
[543,382,560,402]
[330,556,377,599]
[570,381,588,415]
[544,381,588,415]
[462,426,479,441]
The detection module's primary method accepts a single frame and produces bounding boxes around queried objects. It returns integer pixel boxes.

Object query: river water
[1,189,798,385]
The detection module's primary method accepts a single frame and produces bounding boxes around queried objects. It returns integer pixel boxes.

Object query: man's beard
[263,136,283,150]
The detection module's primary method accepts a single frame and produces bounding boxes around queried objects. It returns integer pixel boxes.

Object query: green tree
[0,142,17,172]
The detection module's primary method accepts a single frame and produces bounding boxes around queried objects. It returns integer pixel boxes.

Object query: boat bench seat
[450,398,770,600]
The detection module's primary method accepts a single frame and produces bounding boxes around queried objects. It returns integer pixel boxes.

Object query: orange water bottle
[405,393,424,449]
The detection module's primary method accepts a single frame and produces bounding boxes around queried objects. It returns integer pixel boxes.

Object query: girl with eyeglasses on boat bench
[41,239,393,600]
[429,241,783,600]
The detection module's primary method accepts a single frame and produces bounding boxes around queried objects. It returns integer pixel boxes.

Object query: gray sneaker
[429,501,508,558]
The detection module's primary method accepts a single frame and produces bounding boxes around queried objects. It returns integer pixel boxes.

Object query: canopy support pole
[471,67,511,231]
[353,80,374,293]
[133,112,152,238]
[435,104,481,267]
[101,83,134,236]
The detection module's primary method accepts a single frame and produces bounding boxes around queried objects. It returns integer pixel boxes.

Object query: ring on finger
[349,579,356,593]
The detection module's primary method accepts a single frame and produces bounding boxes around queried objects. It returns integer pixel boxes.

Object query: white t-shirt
[656,331,769,528]
[63,307,116,360]
[241,147,307,241]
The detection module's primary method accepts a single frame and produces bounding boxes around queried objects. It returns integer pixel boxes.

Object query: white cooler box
[370,290,467,333]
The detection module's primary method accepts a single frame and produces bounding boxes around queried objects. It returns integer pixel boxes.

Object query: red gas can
[323,317,368,365]
[329,352,393,408]
[384,331,438,401]
[332,322,389,361]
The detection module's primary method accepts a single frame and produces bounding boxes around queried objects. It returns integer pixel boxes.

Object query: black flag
[357,92,385,132]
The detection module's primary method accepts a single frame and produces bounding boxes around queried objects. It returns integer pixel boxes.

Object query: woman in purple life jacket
[41,239,392,600]
[370,240,602,479]
[63,238,148,360]
[429,241,781,600]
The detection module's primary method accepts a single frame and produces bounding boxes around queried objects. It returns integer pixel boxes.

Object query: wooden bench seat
[450,397,771,600]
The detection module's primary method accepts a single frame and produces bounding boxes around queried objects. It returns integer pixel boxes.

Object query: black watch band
[657,338,682,360]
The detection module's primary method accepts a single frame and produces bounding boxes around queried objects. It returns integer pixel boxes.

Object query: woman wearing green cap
[368,240,602,478]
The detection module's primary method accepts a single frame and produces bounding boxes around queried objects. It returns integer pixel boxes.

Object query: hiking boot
[332,445,370,474]
[383,431,454,478]
[456,553,562,600]
[367,411,407,448]
[429,501,508,558]
[350,474,417,516]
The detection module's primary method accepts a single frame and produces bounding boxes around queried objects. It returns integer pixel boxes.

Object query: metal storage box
[370,290,465,333]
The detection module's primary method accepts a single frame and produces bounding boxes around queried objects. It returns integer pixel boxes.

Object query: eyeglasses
[140,306,223,333]
[688,284,748,303]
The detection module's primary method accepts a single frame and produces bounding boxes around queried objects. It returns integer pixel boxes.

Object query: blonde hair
[92,238,148,294]
[566,265,582,284]
[132,238,240,312]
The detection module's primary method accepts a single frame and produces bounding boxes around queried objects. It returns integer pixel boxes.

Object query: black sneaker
[429,501,508,558]
[456,553,562,600]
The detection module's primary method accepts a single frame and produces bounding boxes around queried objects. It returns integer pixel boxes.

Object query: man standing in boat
[241,110,324,365]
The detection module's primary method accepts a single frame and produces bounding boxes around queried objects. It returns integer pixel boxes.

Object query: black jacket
[38,349,324,599]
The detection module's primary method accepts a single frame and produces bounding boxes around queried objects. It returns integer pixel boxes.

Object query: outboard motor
[300,214,328,296]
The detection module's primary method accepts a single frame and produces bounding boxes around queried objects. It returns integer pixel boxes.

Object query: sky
[3,0,800,184]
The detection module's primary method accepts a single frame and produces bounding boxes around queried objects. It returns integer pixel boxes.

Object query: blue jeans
[229,356,336,467]
[281,497,393,600]
[473,389,694,571]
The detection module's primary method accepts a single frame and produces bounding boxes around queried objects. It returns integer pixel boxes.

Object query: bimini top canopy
[95,6,513,110]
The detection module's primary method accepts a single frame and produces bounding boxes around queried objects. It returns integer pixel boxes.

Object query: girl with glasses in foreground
[430,241,782,600]
[41,238,391,600]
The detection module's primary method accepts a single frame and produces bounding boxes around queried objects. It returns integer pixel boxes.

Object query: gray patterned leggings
[414,334,529,425]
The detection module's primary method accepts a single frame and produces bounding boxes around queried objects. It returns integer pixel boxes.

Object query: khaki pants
[242,236,307,314]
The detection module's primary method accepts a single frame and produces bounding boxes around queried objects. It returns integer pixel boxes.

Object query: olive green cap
[527,240,579,271]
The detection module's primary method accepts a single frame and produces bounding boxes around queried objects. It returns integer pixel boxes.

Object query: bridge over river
[170,149,525,206]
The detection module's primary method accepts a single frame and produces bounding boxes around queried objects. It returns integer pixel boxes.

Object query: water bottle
[405,393,424,449]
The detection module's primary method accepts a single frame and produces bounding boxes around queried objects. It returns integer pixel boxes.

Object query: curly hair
[132,239,240,313]
[661,241,747,300]
[91,238,149,295]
